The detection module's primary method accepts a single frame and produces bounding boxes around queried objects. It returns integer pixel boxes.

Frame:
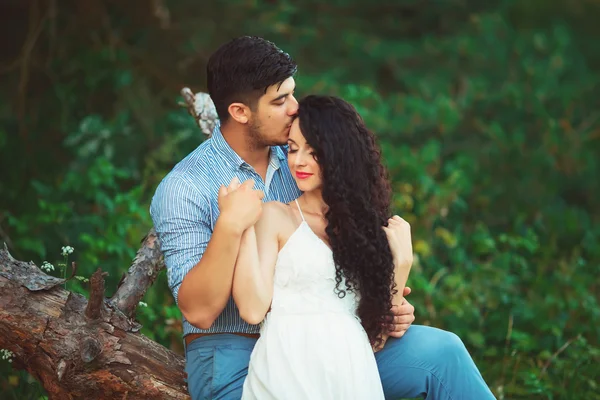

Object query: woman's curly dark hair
[298,95,396,347]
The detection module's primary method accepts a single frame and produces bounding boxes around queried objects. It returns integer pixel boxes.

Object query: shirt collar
[211,120,246,169]
[211,120,288,170]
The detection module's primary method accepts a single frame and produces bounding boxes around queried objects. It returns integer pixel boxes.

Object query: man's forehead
[267,77,295,95]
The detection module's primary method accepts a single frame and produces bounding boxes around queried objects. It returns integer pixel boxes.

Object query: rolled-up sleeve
[150,176,212,304]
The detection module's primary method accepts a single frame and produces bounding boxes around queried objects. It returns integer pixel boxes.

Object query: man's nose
[287,95,299,116]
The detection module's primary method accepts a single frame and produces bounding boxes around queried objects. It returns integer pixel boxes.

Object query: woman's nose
[294,153,307,167]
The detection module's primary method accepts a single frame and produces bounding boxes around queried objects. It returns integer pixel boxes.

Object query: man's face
[248,77,298,147]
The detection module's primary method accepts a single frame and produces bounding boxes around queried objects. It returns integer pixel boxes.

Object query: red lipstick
[295,172,313,180]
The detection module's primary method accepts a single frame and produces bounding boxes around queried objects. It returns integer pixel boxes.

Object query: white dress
[241,200,385,400]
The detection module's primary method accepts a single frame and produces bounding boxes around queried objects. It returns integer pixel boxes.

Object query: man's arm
[178,217,244,329]
[151,177,261,330]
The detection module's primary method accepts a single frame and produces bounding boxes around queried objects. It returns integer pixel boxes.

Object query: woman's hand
[382,215,413,269]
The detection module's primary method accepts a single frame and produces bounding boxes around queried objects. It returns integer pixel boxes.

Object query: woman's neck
[299,190,328,216]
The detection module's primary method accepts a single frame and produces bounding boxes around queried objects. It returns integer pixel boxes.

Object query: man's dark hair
[207,36,297,122]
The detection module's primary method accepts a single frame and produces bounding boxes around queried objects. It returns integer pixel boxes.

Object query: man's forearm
[178,216,243,329]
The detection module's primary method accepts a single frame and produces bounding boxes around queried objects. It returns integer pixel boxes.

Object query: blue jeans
[184,326,496,399]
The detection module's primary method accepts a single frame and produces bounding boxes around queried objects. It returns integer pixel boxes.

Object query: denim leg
[375,325,496,400]
[185,334,257,400]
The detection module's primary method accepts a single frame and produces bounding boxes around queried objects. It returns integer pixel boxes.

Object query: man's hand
[387,291,415,339]
[218,177,264,234]
[375,287,415,350]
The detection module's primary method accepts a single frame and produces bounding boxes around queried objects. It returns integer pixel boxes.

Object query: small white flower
[138,301,148,307]
[61,246,74,256]
[40,261,55,272]
[1,349,14,363]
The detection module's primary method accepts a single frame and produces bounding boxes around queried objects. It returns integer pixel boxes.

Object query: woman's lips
[295,172,313,179]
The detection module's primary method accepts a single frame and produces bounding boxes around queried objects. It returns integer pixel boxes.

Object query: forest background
[1,0,599,398]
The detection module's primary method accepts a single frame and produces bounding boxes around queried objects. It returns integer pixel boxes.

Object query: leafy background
[1,0,598,398]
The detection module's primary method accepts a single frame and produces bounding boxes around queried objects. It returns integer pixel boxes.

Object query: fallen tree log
[0,89,216,399]
[0,236,188,400]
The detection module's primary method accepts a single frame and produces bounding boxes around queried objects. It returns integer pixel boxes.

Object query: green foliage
[1,0,598,398]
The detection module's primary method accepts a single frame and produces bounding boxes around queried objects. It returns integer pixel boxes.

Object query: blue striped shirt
[150,121,302,335]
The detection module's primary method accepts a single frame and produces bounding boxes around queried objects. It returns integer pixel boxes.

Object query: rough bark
[0,245,188,400]
[0,89,216,399]
[108,228,165,318]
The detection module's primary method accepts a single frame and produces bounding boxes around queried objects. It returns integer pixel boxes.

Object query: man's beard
[248,117,287,149]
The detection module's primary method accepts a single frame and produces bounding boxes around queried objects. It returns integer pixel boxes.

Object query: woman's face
[287,119,322,192]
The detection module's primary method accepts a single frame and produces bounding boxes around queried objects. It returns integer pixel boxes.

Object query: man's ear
[227,102,251,124]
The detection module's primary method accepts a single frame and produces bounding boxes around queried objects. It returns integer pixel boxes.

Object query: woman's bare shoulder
[260,201,292,223]
[259,201,297,231]
[263,200,288,212]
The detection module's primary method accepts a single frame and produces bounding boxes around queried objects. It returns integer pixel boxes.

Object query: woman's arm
[385,215,414,303]
[232,202,282,325]
[374,215,414,351]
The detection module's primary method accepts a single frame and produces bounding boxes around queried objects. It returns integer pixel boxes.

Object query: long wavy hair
[297,95,396,346]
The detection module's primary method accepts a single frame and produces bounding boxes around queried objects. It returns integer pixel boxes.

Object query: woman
[230,95,413,399]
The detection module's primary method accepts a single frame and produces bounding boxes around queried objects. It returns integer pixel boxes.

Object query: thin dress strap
[294,199,306,222]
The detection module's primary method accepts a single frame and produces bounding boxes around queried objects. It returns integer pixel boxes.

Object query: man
[150,36,495,399]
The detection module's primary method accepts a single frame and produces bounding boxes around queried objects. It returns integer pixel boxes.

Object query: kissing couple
[150,36,496,400]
